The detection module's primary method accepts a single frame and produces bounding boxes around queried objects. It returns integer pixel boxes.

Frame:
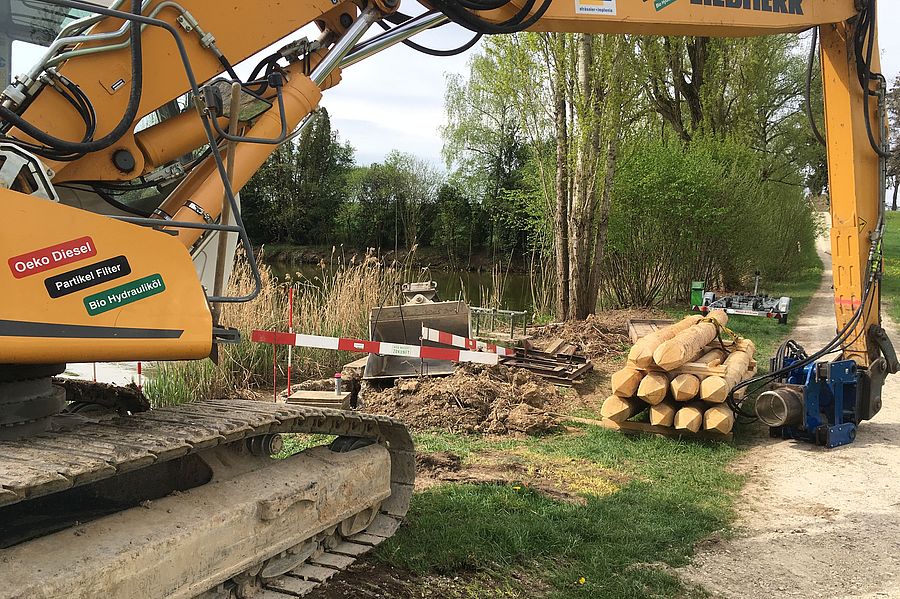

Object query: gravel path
[679,228,900,598]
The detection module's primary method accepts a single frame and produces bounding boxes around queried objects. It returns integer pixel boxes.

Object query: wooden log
[704,404,736,434]
[637,372,669,406]
[674,403,706,433]
[627,315,703,369]
[700,340,757,404]
[670,373,700,402]
[611,367,644,398]
[601,395,647,423]
[650,399,678,427]
[653,310,728,371]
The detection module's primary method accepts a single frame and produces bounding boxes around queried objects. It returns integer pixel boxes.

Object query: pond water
[267,261,545,313]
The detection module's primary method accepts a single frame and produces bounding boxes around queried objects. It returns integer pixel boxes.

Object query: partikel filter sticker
[8,236,97,279]
[44,256,131,298]
[655,0,678,9]
[84,273,166,316]
[575,0,616,15]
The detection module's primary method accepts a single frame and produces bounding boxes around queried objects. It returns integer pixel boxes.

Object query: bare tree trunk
[552,35,570,321]
[892,176,898,211]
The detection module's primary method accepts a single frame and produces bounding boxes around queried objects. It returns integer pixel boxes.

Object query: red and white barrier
[420,325,516,357]
[251,330,499,365]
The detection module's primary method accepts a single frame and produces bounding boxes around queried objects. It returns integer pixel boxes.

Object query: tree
[241,109,354,244]
[888,76,900,211]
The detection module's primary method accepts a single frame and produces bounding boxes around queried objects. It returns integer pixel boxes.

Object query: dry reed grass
[146,249,401,406]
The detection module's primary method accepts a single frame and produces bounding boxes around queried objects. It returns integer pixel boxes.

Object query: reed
[145,249,401,406]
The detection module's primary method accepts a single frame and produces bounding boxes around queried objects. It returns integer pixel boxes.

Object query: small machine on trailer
[691,273,791,325]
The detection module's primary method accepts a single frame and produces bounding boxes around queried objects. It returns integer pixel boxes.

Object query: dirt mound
[360,364,567,435]
[529,308,664,361]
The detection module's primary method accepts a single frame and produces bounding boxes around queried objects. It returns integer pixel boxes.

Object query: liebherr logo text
[690,0,803,15]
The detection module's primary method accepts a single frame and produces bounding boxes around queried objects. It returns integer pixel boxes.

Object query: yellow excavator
[0,0,894,596]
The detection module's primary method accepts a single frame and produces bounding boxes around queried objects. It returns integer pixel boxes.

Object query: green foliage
[605,135,818,306]
[881,211,900,323]
[337,151,443,252]
[241,109,354,245]
[377,427,740,598]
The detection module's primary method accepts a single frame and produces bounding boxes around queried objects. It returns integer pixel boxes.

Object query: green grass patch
[377,427,739,598]
[882,211,900,323]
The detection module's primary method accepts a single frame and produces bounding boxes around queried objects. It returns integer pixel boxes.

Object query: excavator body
[0,0,893,593]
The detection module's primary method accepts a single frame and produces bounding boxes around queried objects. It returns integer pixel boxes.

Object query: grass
[371,258,826,597]
[882,211,900,323]
[376,428,740,598]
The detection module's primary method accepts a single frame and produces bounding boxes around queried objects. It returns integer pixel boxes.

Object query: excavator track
[0,399,415,598]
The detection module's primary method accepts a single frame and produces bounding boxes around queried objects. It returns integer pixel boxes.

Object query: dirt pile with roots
[359,364,569,435]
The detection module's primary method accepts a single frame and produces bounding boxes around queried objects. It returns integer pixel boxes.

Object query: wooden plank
[598,417,732,441]
[543,338,567,354]
[287,391,350,401]
[628,319,676,343]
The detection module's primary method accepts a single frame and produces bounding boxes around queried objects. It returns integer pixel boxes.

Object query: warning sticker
[84,273,166,316]
[575,0,617,15]
[44,255,131,298]
[8,236,97,279]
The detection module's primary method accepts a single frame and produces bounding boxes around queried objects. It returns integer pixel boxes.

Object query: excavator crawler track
[0,399,415,598]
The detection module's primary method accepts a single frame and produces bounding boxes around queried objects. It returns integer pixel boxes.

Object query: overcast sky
[11,4,899,167]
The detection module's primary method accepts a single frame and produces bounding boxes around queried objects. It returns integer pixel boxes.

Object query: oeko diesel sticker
[8,236,97,279]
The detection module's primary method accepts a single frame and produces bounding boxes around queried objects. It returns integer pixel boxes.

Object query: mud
[358,365,573,435]
[303,561,545,599]
[415,449,625,504]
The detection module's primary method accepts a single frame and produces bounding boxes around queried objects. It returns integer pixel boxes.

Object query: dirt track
[679,230,900,598]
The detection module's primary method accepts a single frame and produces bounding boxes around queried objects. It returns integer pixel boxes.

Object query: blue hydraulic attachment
[761,359,861,449]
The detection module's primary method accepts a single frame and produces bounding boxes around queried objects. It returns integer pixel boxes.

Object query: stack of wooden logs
[601,311,756,437]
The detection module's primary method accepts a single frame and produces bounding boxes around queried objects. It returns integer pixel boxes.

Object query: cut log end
[637,372,669,406]
[704,404,735,434]
[650,399,678,427]
[601,395,647,423]
[670,373,700,402]
[674,404,704,433]
[700,376,729,404]
[611,367,644,398]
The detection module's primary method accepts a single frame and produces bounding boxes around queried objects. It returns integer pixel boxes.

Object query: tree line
[241,33,895,319]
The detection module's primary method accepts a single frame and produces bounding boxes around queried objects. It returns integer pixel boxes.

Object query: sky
[10,3,900,167]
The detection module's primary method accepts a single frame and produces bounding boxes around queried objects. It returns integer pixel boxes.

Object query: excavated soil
[527,308,663,361]
[359,365,571,435]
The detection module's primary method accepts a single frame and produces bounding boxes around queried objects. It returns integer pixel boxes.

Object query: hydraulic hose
[0,0,144,155]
